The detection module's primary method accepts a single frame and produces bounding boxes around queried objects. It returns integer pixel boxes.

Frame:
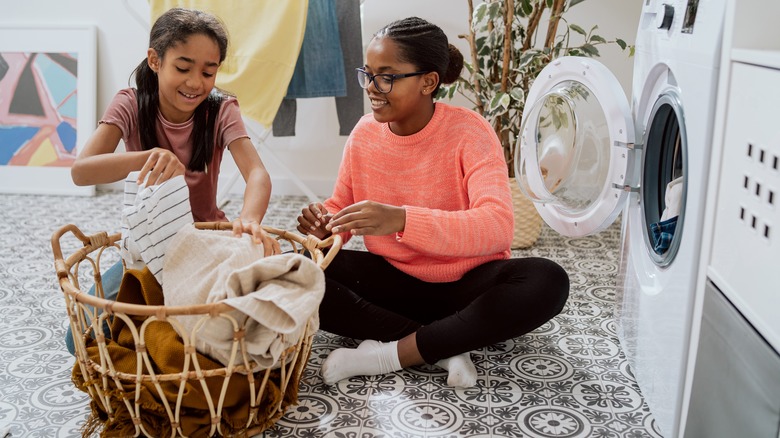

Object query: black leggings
[319,250,570,364]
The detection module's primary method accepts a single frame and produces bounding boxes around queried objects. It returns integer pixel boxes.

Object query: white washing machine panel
[515,1,727,436]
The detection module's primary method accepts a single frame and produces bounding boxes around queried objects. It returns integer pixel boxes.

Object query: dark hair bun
[441,44,464,84]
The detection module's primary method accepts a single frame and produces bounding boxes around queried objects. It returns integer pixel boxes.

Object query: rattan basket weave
[51,222,341,438]
[509,177,543,249]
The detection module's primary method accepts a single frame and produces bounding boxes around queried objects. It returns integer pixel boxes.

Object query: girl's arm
[228,137,280,255]
[71,123,140,185]
[229,137,271,222]
[71,123,184,186]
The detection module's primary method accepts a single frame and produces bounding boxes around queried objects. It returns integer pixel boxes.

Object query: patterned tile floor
[0,190,664,437]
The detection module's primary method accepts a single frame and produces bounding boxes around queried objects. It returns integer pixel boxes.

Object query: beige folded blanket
[163,224,324,370]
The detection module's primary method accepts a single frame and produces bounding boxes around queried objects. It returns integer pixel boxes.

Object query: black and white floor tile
[0,191,664,437]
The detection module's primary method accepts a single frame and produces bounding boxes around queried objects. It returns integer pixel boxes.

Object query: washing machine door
[514,56,637,237]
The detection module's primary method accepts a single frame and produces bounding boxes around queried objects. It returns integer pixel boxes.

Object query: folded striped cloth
[120,171,193,285]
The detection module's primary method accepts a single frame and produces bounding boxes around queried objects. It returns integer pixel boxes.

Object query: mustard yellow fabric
[72,267,304,437]
[149,1,308,127]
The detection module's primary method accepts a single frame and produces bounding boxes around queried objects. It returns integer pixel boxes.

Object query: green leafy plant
[439,0,633,177]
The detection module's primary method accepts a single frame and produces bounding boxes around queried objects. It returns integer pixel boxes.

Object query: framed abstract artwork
[0,26,96,196]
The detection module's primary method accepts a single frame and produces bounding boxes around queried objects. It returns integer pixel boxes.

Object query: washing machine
[514,1,726,436]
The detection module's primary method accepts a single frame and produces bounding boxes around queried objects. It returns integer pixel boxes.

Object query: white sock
[436,352,478,388]
[321,339,403,385]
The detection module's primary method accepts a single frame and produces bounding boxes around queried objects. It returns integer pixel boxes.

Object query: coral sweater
[325,102,514,283]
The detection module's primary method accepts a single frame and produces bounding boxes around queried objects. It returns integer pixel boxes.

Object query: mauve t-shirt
[100,88,249,222]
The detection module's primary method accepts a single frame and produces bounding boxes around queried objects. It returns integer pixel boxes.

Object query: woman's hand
[297,203,332,239]
[232,218,281,257]
[137,148,186,187]
[326,200,405,236]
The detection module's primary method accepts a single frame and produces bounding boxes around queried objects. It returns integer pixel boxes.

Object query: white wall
[3,0,640,198]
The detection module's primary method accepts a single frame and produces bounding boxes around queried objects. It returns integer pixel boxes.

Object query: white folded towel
[163,224,324,370]
[120,171,193,284]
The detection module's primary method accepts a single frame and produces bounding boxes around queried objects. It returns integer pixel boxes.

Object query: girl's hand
[137,148,185,187]
[232,218,281,257]
[326,200,405,236]
[297,203,332,239]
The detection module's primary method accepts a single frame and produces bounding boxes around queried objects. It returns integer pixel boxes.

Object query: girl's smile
[179,91,200,101]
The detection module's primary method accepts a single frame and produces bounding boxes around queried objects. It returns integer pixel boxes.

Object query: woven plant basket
[508,177,543,249]
[51,222,342,438]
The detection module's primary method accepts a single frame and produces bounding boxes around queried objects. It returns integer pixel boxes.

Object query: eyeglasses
[356,68,429,94]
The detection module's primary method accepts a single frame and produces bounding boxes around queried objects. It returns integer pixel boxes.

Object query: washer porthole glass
[641,94,687,266]
[517,80,612,214]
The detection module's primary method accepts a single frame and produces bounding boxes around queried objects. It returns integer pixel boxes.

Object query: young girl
[73,7,277,247]
[297,17,570,387]
[66,8,279,353]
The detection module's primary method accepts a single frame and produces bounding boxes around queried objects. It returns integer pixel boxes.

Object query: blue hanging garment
[285,0,347,98]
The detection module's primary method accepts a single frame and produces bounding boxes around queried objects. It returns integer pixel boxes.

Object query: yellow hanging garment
[149,0,308,127]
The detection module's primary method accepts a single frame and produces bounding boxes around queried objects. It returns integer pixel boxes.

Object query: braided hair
[131,7,230,172]
[374,16,463,95]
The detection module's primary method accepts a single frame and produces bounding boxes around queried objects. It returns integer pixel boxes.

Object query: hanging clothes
[285,0,346,99]
[334,0,365,136]
[272,0,364,137]
[148,0,308,128]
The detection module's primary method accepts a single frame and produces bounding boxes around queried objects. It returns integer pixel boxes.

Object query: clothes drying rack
[122,0,321,207]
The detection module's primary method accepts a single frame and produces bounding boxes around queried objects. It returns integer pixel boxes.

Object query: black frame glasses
[356,68,429,94]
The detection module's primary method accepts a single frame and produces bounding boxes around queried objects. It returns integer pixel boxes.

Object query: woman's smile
[370,96,388,111]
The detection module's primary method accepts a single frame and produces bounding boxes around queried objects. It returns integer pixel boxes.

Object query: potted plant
[439,0,631,248]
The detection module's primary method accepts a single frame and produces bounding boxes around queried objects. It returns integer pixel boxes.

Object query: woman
[298,16,569,387]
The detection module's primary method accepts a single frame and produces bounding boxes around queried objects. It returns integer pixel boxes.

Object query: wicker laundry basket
[51,222,341,438]
[508,177,543,249]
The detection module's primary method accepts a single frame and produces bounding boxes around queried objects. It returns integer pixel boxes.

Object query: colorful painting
[0,51,80,167]
[0,26,95,195]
